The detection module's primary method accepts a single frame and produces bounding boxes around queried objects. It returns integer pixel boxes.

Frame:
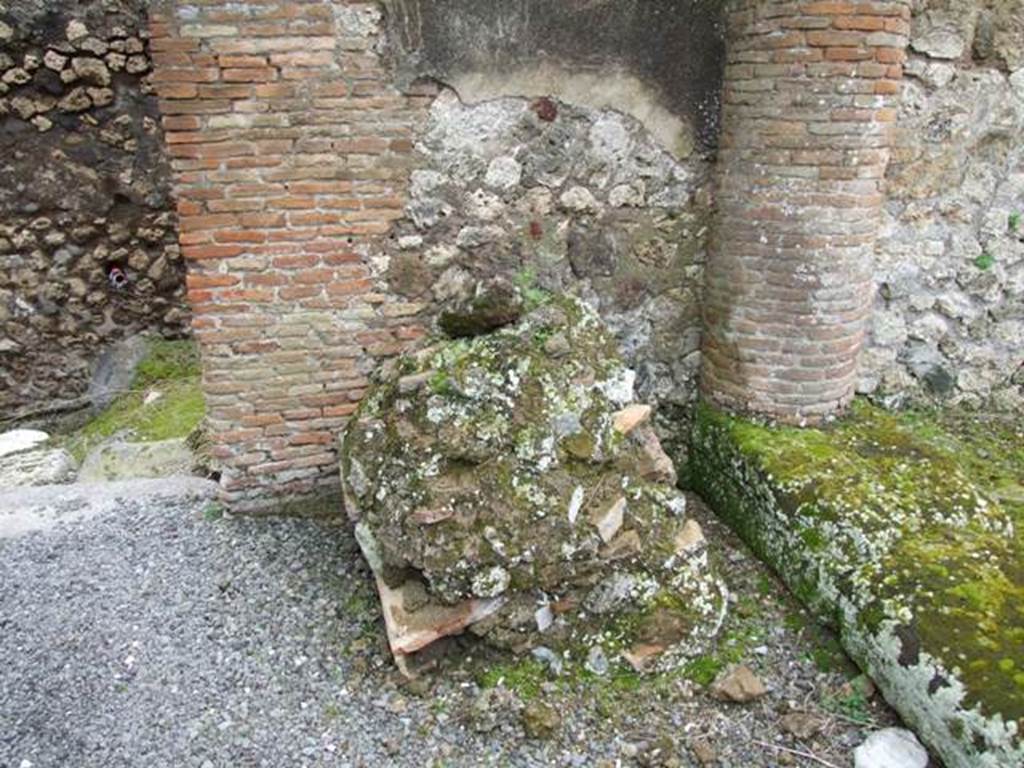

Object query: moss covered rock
[341,297,726,673]
[690,401,1023,768]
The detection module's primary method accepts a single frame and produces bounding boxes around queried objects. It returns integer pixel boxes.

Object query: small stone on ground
[854,728,929,768]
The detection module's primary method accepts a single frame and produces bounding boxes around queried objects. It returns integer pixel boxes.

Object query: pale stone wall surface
[866,0,1024,408]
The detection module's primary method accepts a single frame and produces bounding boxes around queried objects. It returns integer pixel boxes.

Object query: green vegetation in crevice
[65,338,205,461]
[689,398,1024,732]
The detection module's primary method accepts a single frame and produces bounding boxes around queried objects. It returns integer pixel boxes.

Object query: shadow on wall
[382,0,726,159]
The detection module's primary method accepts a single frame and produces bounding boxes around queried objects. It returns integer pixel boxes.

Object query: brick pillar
[701,0,911,424]
[147,2,432,512]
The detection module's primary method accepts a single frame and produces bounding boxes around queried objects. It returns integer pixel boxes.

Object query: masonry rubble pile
[340,288,727,674]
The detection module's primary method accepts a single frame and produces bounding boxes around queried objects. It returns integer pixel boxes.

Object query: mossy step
[65,338,205,463]
[690,400,1023,768]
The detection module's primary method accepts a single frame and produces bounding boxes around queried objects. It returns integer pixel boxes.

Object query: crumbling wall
[150,0,723,509]
[865,0,1024,408]
[0,0,186,419]
[380,0,724,465]
[383,92,712,465]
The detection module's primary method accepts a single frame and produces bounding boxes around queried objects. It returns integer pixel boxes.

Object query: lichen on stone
[690,400,1023,768]
[340,295,726,674]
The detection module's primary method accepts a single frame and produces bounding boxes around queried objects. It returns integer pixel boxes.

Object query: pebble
[780,712,826,740]
[690,738,717,765]
[710,665,768,703]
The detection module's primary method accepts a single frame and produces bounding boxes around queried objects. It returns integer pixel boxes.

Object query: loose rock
[341,297,726,672]
[853,728,929,768]
[710,665,767,703]
[780,712,825,740]
[521,700,561,740]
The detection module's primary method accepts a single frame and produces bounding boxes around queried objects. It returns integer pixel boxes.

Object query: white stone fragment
[591,496,625,543]
[66,20,89,41]
[567,485,585,525]
[484,156,522,190]
[44,50,68,71]
[559,185,599,212]
[854,728,928,768]
[472,566,511,598]
[534,604,553,633]
[0,430,49,458]
[597,368,636,405]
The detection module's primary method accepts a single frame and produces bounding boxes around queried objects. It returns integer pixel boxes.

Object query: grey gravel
[0,488,615,767]
[0,486,905,768]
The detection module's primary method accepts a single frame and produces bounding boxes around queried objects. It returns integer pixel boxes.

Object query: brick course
[152,0,914,508]
[701,0,911,423]
[149,1,433,512]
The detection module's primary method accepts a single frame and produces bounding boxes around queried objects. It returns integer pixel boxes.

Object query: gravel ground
[0,485,907,768]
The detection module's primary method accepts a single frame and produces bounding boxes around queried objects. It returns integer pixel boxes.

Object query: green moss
[681,655,724,686]
[65,338,205,461]
[690,399,1024,732]
[133,338,201,386]
[477,657,549,700]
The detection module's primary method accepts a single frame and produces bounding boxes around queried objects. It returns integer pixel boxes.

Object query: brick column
[701,0,910,423]
[147,2,432,512]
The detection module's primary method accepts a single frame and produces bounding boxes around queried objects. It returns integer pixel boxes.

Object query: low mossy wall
[690,401,1023,768]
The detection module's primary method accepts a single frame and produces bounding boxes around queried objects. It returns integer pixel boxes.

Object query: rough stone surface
[0,0,186,420]
[387,90,711,467]
[691,402,1024,768]
[866,0,1024,409]
[341,297,726,671]
[0,445,76,487]
[129,0,1020,514]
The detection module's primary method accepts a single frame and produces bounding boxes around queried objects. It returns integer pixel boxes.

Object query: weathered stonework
[864,0,1024,409]
[147,0,722,509]
[0,0,186,418]
[342,297,727,673]
[381,0,726,157]
[142,0,1021,511]
[691,403,1023,768]
[703,0,912,424]
[385,91,712,469]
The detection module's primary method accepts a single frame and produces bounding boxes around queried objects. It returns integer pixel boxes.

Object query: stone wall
[384,91,713,467]
[702,0,912,425]
[864,0,1024,409]
[0,0,186,418]
[147,0,1020,509]
[150,0,723,510]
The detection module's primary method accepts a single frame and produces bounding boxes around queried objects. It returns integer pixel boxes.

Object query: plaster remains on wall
[380,90,712,465]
